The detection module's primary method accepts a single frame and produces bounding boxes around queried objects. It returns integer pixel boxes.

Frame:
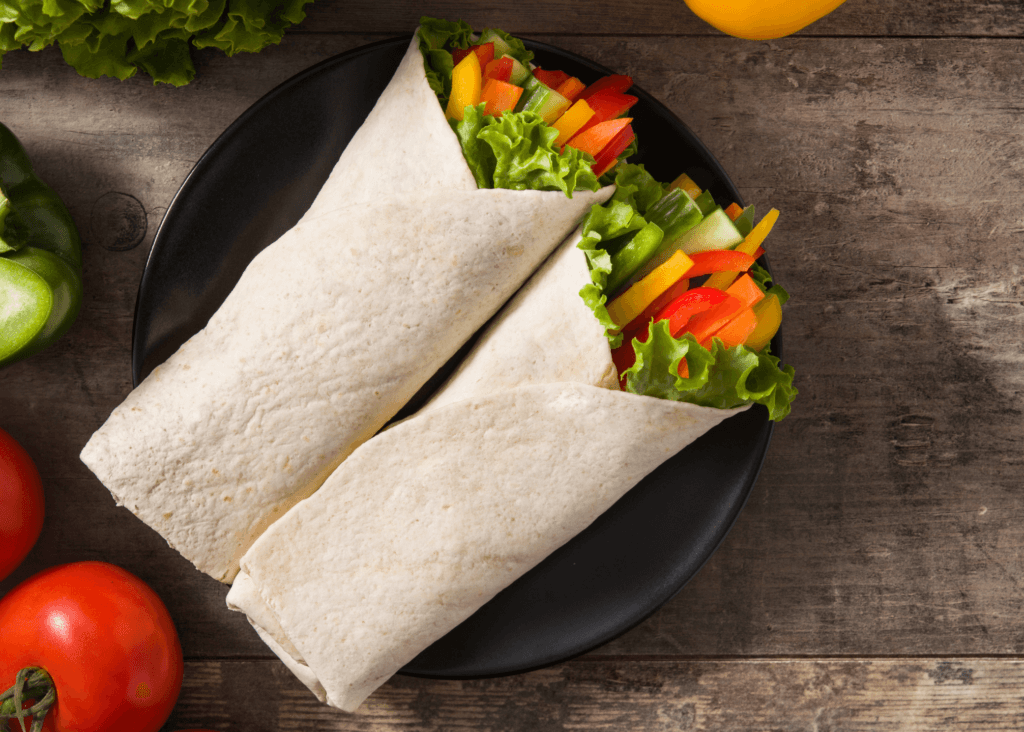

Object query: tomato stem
[0,667,54,732]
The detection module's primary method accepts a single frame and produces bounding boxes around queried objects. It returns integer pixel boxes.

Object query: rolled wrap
[227,231,749,710]
[80,33,612,583]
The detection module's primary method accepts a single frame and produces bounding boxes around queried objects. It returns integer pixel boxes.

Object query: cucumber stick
[675,208,744,254]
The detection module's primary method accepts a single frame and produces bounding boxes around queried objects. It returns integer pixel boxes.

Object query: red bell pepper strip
[533,68,571,89]
[555,77,586,103]
[566,117,632,158]
[570,90,639,140]
[620,278,690,338]
[453,43,495,69]
[483,57,514,82]
[684,250,756,278]
[579,74,633,100]
[480,78,524,117]
[656,287,730,338]
[591,123,636,178]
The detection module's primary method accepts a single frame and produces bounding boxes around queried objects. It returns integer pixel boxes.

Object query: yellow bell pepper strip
[565,117,632,158]
[555,77,586,103]
[445,51,483,121]
[605,249,693,329]
[745,292,783,351]
[704,207,779,290]
[669,172,702,201]
[683,0,847,40]
[480,79,524,117]
[551,100,596,147]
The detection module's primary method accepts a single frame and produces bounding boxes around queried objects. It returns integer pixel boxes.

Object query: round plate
[133,37,777,679]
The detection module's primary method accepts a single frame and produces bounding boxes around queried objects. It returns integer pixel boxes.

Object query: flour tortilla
[227,233,749,710]
[80,31,612,583]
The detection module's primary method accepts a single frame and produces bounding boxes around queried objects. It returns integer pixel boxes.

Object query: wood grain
[164,658,1024,731]
[2,4,1024,728]
[297,0,1024,38]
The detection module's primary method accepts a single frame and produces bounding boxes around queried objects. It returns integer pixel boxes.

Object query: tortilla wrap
[80,33,612,583]
[227,232,749,710]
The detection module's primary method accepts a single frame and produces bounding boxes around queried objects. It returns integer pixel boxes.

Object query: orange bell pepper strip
[706,306,758,349]
[679,274,763,344]
[555,77,586,103]
[704,208,779,290]
[480,79,524,117]
[579,74,633,100]
[551,99,595,147]
[745,293,783,351]
[445,51,482,121]
[683,0,847,40]
[724,202,744,220]
[566,117,632,158]
[605,250,694,329]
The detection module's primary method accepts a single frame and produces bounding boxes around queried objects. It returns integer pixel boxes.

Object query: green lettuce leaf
[624,320,798,421]
[0,0,310,84]
[452,104,600,196]
[749,261,790,305]
[417,16,473,105]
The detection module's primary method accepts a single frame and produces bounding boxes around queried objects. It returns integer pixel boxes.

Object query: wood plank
[163,658,1024,731]
[296,0,1024,38]
[2,34,1022,662]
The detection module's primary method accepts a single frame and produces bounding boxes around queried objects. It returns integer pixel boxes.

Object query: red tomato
[0,562,184,732]
[0,427,45,582]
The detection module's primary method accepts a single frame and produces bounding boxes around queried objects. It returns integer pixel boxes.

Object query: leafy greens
[0,0,312,86]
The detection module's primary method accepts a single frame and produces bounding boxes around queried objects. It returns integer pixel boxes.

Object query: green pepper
[0,122,82,369]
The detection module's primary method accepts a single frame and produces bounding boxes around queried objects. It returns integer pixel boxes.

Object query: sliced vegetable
[656,286,730,338]
[606,249,694,329]
[533,68,571,89]
[724,202,744,220]
[566,117,632,158]
[579,74,633,99]
[445,51,483,121]
[674,207,744,254]
[644,188,702,246]
[591,123,636,178]
[515,76,572,123]
[746,292,783,351]
[480,79,524,117]
[555,77,586,103]
[551,100,596,147]
[670,172,703,200]
[452,42,494,69]
[605,217,662,295]
[710,306,758,348]
[570,90,638,139]
[684,249,756,278]
[484,57,514,82]
[505,56,531,85]
[704,208,779,289]
[621,277,691,337]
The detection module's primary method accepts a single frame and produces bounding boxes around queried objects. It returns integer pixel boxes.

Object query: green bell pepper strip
[0,122,82,368]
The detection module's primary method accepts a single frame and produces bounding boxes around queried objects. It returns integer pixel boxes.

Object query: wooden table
[3,1,1023,729]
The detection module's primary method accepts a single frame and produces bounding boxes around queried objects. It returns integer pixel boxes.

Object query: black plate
[133,37,776,678]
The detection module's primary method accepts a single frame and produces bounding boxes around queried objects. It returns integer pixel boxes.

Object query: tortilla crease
[80,31,612,583]
[228,236,750,711]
